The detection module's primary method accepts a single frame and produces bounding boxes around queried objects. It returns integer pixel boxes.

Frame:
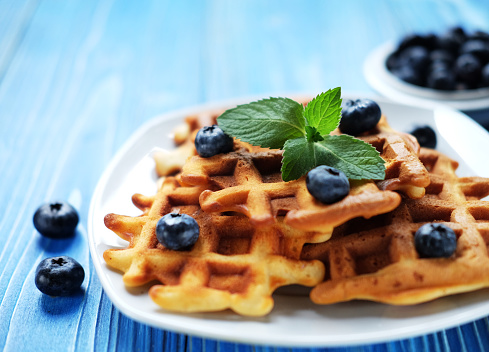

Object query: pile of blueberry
[387,27,489,90]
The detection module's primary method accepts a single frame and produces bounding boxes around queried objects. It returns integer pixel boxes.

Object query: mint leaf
[281,135,385,181]
[217,97,306,149]
[313,135,385,180]
[305,126,324,142]
[217,90,386,182]
[304,88,342,135]
[281,137,316,182]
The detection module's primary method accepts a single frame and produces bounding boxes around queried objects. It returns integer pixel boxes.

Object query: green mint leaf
[217,97,306,149]
[281,135,385,181]
[314,135,386,180]
[217,90,386,182]
[305,126,324,142]
[281,137,316,182]
[304,87,342,135]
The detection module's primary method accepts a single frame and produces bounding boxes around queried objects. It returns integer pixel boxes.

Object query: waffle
[153,112,219,176]
[103,177,326,316]
[155,100,430,201]
[352,115,431,199]
[302,148,489,305]
[179,147,401,233]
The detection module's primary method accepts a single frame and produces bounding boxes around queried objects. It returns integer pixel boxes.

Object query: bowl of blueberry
[364,27,489,111]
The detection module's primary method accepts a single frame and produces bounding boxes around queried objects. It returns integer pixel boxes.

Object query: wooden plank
[0,0,488,351]
[0,0,39,82]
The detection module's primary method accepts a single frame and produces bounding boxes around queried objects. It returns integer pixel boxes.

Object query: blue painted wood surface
[1,0,489,351]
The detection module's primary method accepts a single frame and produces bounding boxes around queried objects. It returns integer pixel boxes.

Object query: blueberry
[339,99,382,136]
[392,65,425,86]
[156,213,199,251]
[33,202,79,238]
[460,40,489,65]
[194,125,234,158]
[398,46,430,73]
[455,81,473,91]
[35,256,85,296]
[447,26,467,41]
[454,53,482,85]
[427,69,456,91]
[429,49,454,64]
[306,166,350,204]
[397,34,424,51]
[386,52,400,71]
[423,33,438,50]
[429,60,451,74]
[468,30,489,43]
[414,223,457,258]
[408,125,437,149]
[436,28,465,53]
[482,63,489,87]
[398,34,435,51]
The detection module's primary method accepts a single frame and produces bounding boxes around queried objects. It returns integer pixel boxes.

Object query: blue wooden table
[1,1,489,351]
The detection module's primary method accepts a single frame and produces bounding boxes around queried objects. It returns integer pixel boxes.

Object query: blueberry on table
[408,125,437,149]
[194,125,234,158]
[414,223,457,258]
[306,166,350,204]
[33,202,79,238]
[455,54,482,85]
[339,99,382,136]
[156,213,199,251]
[35,256,85,296]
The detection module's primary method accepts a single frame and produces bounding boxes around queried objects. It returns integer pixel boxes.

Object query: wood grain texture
[0,0,488,351]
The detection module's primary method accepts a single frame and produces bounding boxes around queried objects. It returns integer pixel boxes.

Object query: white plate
[88,95,489,347]
[364,42,489,111]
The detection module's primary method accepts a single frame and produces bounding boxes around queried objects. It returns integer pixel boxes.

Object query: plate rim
[88,94,489,347]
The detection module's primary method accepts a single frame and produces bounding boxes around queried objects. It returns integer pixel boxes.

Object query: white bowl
[364,42,489,111]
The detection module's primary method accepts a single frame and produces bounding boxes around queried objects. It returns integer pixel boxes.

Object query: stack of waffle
[103,105,489,316]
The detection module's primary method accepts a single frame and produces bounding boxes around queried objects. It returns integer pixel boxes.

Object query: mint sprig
[215,97,305,149]
[217,88,386,182]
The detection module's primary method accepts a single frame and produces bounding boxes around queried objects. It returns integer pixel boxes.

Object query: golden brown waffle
[179,147,401,233]
[302,148,489,305]
[155,99,430,201]
[153,112,219,176]
[103,177,326,316]
[169,104,413,191]
[354,115,430,199]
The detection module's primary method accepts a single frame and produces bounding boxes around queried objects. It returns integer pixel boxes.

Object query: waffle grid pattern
[302,148,489,305]
[180,148,401,233]
[104,178,325,316]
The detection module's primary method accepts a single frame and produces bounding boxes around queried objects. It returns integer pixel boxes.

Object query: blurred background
[1,1,489,351]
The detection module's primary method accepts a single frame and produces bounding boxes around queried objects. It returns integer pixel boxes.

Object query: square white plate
[88,94,489,347]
